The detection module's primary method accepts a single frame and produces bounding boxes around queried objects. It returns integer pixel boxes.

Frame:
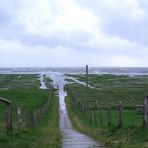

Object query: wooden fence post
[119,102,124,128]
[34,111,37,126]
[17,107,22,131]
[89,109,92,124]
[86,108,89,120]
[107,108,112,127]
[36,110,39,124]
[143,96,148,128]
[26,110,31,128]
[81,103,83,112]
[74,96,77,108]
[38,109,41,122]
[6,103,13,135]
[78,102,81,112]
[0,97,13,135]
[31,111,35,128]
[86,65,88,88]
[82,105,85,113]
[94,110,97,125]
[80,102,82,112]
[100,109,103,128]
[83,106,85,116]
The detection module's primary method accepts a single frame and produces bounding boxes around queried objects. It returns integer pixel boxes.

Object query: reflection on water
[48,72,101,147]
[47,72,67,114]
[39,74,47,89]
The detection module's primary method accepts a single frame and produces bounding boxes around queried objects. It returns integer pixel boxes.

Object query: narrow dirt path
[49,73,101,148]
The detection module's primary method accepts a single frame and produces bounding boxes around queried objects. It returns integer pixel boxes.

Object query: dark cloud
[0,0,148,67]
[77,0,148,46]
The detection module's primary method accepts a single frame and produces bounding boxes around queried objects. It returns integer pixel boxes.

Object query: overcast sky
[0,0,148,67]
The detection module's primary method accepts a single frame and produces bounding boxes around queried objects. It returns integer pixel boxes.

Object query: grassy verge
[0,74,61,147]
[66,94,148,147]
[0,93,61,148]
[0,89,50,109]
[65,73,148,147]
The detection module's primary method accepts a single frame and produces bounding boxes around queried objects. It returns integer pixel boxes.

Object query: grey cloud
[78,0,148,47]
[1,0,148,67]
[0,0,93,50]
[0,0,16,25]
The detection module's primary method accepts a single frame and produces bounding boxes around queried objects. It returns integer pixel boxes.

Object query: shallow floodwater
[0,88,8,90]
[39,74,47,89]
[48,72,101,148]
[65,75,100,90]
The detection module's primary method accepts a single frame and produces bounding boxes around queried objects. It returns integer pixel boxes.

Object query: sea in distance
[1,67,148,75]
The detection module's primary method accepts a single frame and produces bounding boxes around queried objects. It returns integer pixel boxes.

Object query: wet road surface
[49,73,102,148]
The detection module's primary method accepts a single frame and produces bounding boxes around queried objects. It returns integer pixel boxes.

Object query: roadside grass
[0,89,51,140]
[0,89,50,109]
[0,93,61,148]
[76,109,143,128]
[66,95,148,148]
[65,74,148,147]
[0,74,61,148]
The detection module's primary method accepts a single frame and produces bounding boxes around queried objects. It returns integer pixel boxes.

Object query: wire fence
[67,87,148,129]
[0,89,54,136]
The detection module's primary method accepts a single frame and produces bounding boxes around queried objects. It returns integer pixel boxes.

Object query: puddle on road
[47,72,101,148]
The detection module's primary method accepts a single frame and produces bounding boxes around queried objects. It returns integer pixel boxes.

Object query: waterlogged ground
[39,74,47,89]
[0,74,40,90]
[0,73,62,148]
[48,73,101,148]
[0,73,102,147]
[65,74,148,107]
[2,73,148,147]
[65,74,148,147]
[65,74,98,89]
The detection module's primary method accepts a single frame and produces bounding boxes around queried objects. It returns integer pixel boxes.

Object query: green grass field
[0,74,41,90]
[0,74,61,148]
[66,74,148,147]
[66,74,148,107]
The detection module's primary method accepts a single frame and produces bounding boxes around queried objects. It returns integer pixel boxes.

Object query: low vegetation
[66,74,148,147]
[66,74,148,107]
[0,74,40,90]
[43,75,53,88]
[0,74,61,148]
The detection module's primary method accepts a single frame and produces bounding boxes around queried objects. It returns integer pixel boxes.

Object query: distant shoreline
[1,67,148,76]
